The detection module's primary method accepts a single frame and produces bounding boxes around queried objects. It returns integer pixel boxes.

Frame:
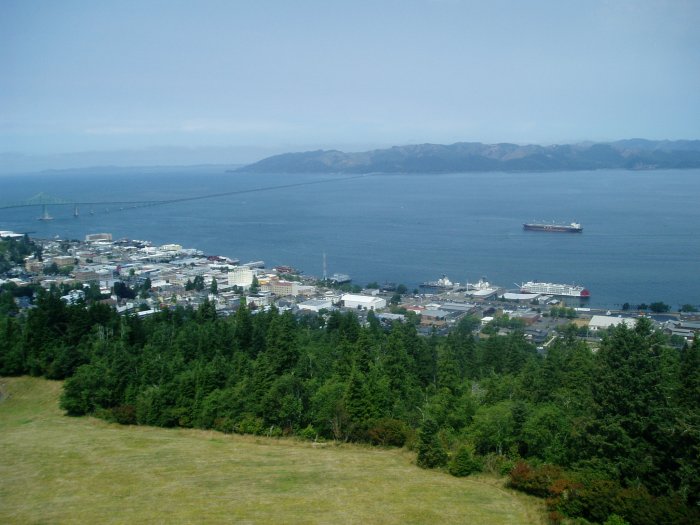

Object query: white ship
[467,277,492,291]
[466,277,498,297]
[519,281,590,297]
[420,275,455,289]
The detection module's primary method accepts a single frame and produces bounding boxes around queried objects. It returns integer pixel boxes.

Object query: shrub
[480,453,513,476]
[266,425,283,438]
[111,404,137,425]
[448,446,482,477]
[236,414,264,435]
[298,424,318,441]
[508,460,564,498]
[367,418,408,447]
[546,510,565,524]
[603,515,630,525]
[212,417,235,433]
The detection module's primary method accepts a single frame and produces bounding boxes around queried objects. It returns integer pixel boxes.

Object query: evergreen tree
[344,365,375,440]
[437,337,461,394]
[416,418,447,469]
[449,446,481,477]
[679,337,700,408]
[587,320,679,492]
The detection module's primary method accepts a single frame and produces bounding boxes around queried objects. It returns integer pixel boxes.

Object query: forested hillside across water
[1,289,699,524]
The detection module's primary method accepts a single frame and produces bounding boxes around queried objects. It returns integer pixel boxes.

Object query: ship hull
[523,223,582,233]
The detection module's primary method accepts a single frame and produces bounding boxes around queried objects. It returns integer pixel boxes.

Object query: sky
[1,0,700,167]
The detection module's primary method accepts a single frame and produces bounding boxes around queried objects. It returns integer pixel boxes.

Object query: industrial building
[341,293,387,311]
[588,315,637,331]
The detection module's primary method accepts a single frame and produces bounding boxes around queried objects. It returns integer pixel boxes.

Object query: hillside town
[1,230,699,347]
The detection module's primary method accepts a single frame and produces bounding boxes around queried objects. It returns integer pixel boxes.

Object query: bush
[298,424,318,441]
[604,515,630,525]
[508,462,700,525]
[546,510,565,524]
[480,453,514,476]
[212,417,235,433]
[508,461,565,498]
[266,425,283,438]
[449,446,482,477]
[236,414,264,435]
[367,418,409,447]
[111,404,137,425]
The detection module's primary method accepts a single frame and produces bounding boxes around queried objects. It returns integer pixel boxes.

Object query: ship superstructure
[520,281,590,297]
[420,275,455,289]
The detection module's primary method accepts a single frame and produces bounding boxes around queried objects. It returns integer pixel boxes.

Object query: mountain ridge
[237,139,700,173]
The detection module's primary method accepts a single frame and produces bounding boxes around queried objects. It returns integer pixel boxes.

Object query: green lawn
[0,376,544,524]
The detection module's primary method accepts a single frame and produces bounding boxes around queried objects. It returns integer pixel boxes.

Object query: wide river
[1,167,699,309]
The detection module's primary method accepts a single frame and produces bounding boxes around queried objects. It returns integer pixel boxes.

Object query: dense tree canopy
[1,288,698,524]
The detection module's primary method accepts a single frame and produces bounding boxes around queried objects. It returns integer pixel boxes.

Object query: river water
[1,167,699,309]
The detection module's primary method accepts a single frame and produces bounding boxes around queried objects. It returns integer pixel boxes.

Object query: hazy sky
[2,0,699,161]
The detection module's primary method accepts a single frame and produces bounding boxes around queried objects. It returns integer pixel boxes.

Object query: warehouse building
[341,293,387,311]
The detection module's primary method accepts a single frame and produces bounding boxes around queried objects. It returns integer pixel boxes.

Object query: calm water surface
[1,167,699,309]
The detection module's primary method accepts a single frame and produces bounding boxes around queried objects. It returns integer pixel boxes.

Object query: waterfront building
[229,266,254,288]
[341,293,387,311]
[262,278,299,297]
[588,315,637,331]
[85,233,113,242]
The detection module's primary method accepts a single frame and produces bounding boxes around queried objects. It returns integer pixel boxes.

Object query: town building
[341,293,387,311]
[262,278,299,297]
[85,233,113,242]
[52,256,76,268]
[298,298,334,312]
[24,256,44,273]
[228,266,254,288]
[588,315,637,331]
[420,309,449,326]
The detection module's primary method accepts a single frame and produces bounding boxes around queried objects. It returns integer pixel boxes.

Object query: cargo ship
[520,281,590,297]
[523,221,582,233]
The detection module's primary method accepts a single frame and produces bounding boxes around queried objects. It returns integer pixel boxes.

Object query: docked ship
[329,273,351,284]
[523,221,582,233]
[520,281,590,297]
[466,277,499,298]
[420,275,455,290]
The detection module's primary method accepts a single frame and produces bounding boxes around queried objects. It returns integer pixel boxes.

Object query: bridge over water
[0,175,368,217]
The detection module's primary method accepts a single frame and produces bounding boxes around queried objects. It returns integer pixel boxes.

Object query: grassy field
[0,376,544,524]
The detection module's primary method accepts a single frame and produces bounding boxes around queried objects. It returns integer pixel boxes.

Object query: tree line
[0,286,698,524]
